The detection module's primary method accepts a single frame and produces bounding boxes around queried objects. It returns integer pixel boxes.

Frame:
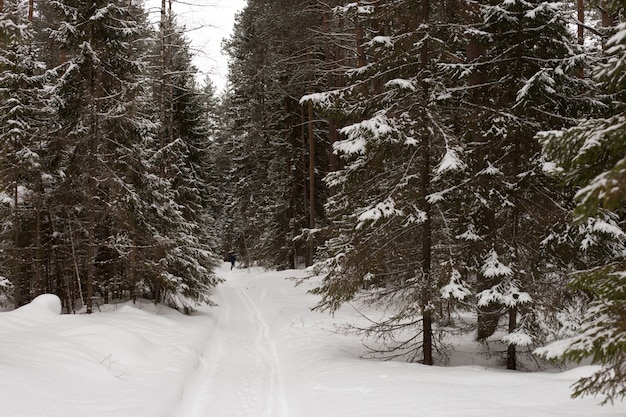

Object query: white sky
[143,0,247,92]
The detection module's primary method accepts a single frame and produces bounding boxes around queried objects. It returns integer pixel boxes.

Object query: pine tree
[222,0,328,269]
[44,0,162,312]
[535,0,625,403]
[0,0,49,306]
[449,0,600,369]
[304,0,469,365]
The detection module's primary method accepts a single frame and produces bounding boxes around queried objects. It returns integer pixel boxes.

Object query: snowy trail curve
[164,265,625,417]
[170,267,289,417]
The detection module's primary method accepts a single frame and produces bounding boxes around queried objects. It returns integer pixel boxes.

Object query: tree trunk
[506,131,522,370]
[577,0,584,45]
[86,117,97,314]
[159,0,167,148]
[34,200,43,297]
[355,0,367,68]
[13,182,25,306]
[507,307,517,370]
[577,0,585,77]
[323,5,340,174]
[307,101,315,266]
[300,106,309,239]
[130,238,137,302]
[420,0,433,366]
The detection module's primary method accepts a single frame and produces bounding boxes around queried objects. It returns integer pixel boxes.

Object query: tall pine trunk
[308,101,315,266]
[420,0,433,366]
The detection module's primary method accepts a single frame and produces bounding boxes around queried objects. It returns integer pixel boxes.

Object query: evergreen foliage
[536,3,626,403]
[0,0,221,313]
[0,0,624,405]
[222,0,328,269]
[303,0,468,365]
[446,0,601,370]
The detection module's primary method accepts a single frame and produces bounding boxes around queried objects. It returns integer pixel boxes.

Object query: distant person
[229,253,236,270]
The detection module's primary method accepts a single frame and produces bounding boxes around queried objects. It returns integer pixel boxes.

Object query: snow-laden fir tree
[143,15,221,310]
[42,0,220,312]
[535,0,625,403]
[303,0,469,365]
[0,0,49,306]
[222,0,328,269]
[225,0,328,268]
[447,0,603,369]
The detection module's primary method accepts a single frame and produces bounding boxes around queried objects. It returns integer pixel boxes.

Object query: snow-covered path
[171,268,289,417]
[1,264,623,417]
[168,265,625,417]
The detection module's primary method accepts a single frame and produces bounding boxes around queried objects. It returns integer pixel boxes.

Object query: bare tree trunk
[577,0,585,77]
[86,114,97,314]
[307,101,315,266]
[130,238,137,302]
[13,182,25,306]
[507,307,517,370]
[69,220,85,310]
[34,200,43,297]
[420,0,433,366]
[28,0,33,21]
[355,0,367,68]
[322,6,340,174]
[600,2,614,27]
[506,130,522,370]
[301,103,309,257]
[577,0,585,45]
[86,33,101,313]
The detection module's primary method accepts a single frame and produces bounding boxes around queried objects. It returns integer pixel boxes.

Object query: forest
[0,0,624,405]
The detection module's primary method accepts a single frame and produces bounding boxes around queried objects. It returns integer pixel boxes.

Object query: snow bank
[0,297,215,417]
[1,267,623,417]
[15,293,62,315]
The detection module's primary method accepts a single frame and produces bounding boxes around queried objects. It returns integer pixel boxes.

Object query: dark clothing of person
[229,254,236,270]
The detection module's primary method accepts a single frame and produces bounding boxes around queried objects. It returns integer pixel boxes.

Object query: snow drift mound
[15,294,62,315]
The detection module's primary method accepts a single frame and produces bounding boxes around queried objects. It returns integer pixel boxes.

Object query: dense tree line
[0,0,221,313]
[1,0,623,405]
[223,0,624,404]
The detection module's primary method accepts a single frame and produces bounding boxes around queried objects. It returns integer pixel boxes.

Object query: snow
[1,264,624,417]
[385,78,415,91]
[337,111,397,154]
[456,225,483,242]
[370,36,394,48]
[356,198,404,229]
[501,331,533,347]
[480,249,513,278]
[436,147,466,174]
[535,339,574,360]
[440,269,471,301]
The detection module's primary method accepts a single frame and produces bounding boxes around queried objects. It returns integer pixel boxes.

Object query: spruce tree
[304,0,468,365]
[0,0,49,306]
[450,0,600,369]
[144,16,221,309]
[45,0,163,312]
[222,0,328,269]
[536,0,625,403]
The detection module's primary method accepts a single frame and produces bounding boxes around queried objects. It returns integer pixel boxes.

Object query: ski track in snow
[170,269,288,417]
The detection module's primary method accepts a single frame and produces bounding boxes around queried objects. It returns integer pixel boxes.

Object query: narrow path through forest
[169,267,290,417]
[163,265,620,417]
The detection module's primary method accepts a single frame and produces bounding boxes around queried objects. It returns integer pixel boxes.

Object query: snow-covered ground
[0,264,623,417]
